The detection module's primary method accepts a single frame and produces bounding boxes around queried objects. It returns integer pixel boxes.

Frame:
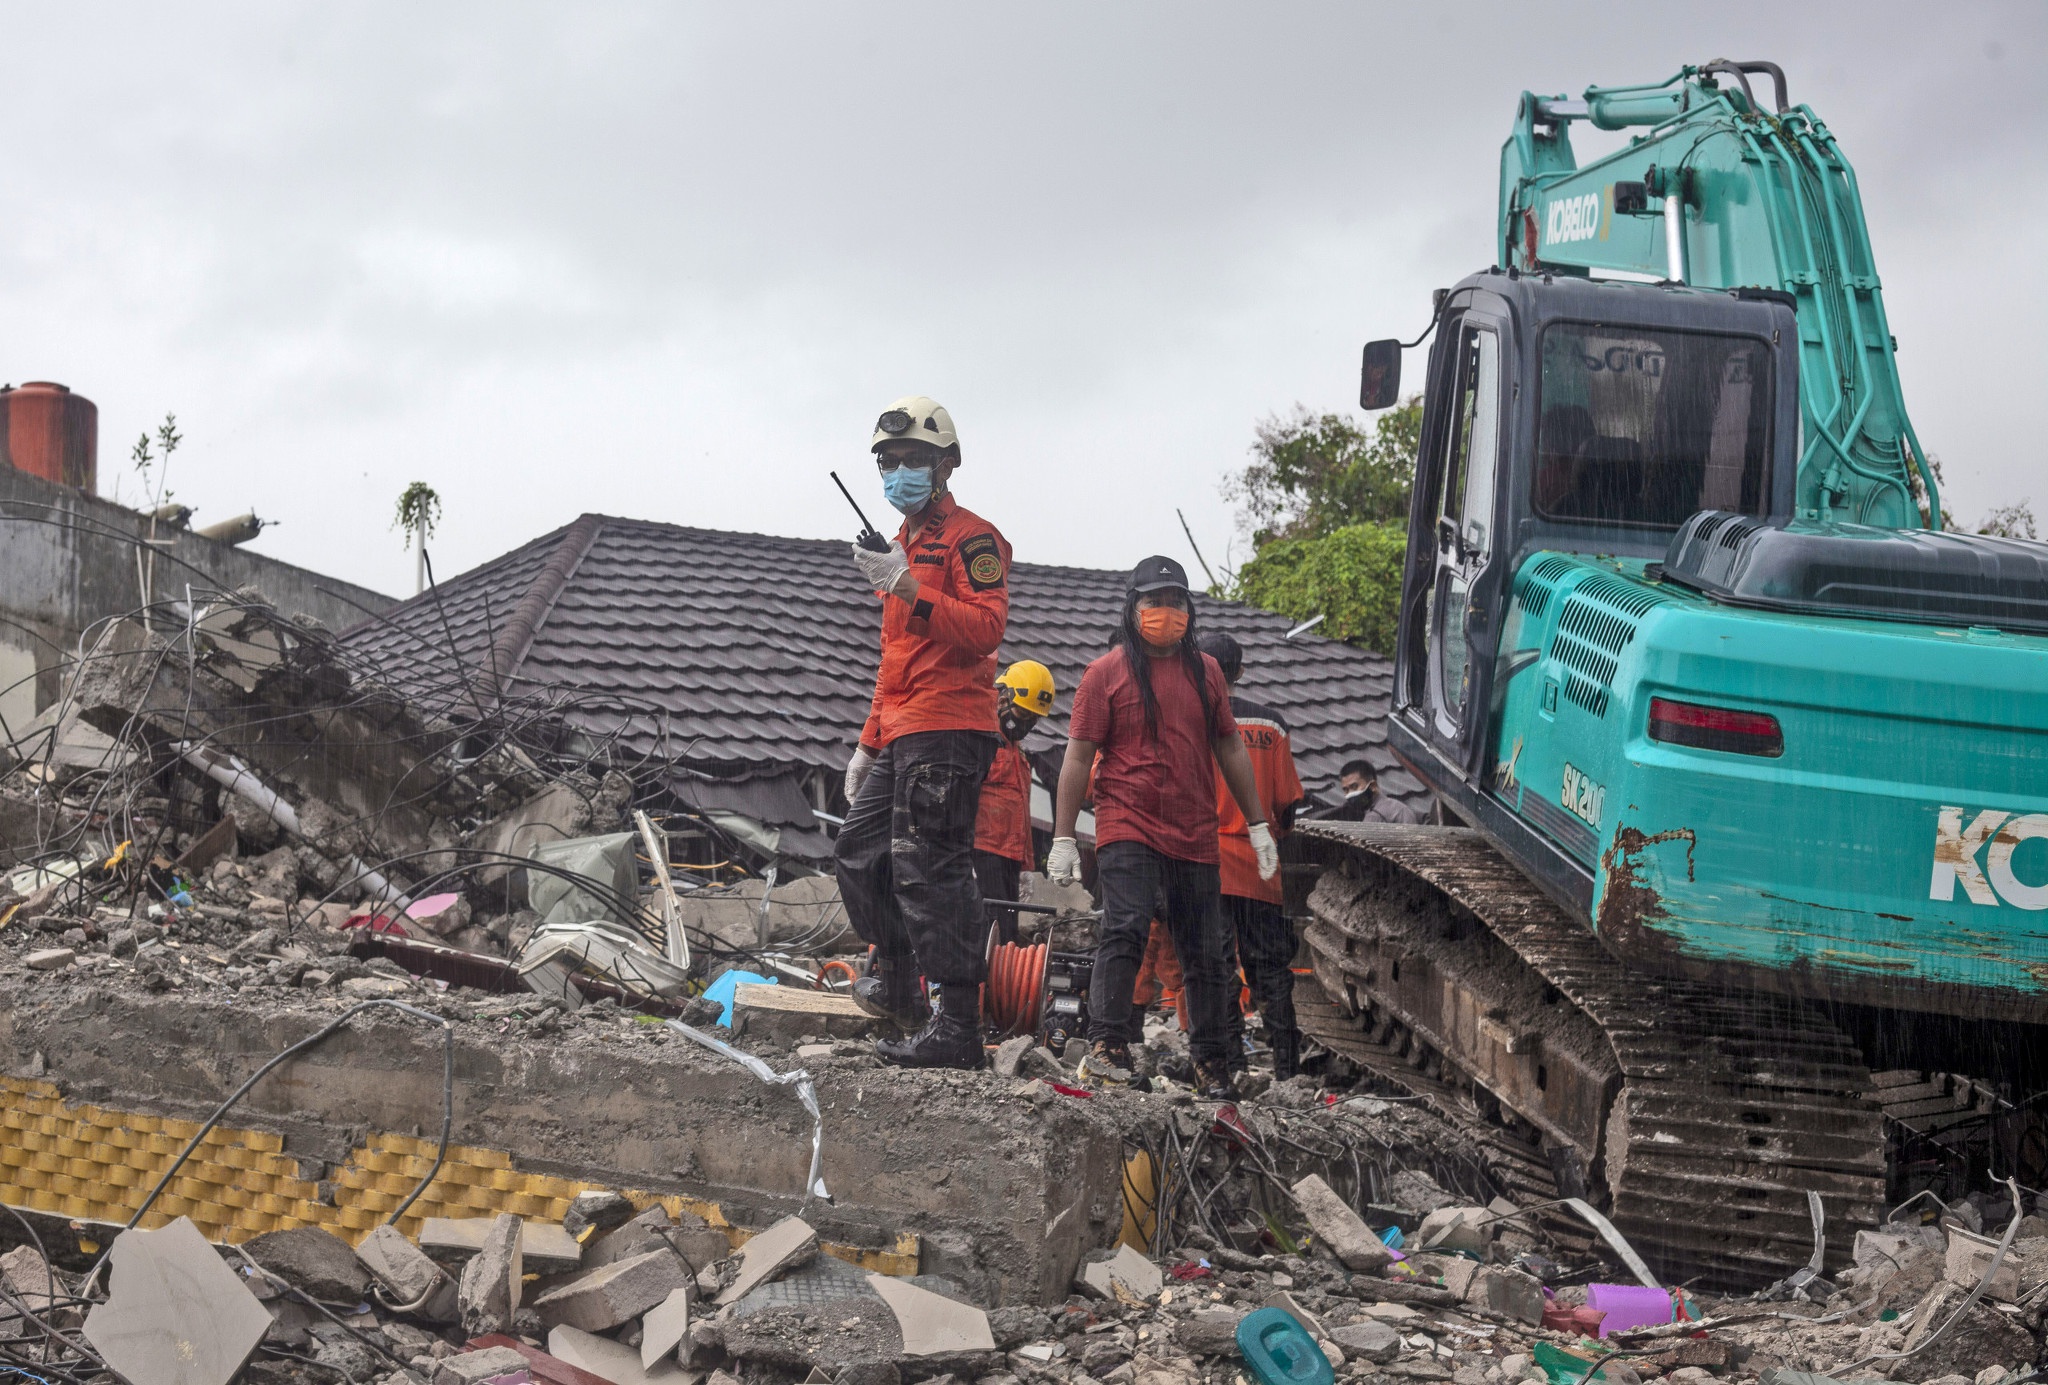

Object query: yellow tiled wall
[0,1076,917,1274]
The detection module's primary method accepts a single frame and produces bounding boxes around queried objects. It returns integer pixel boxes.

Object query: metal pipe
[175,742,411,909]
[1663,182,1687,284]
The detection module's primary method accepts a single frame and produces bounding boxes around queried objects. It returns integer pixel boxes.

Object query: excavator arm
[1498,62,1939,529]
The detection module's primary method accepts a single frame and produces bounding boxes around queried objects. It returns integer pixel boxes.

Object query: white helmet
[870,396,958,454]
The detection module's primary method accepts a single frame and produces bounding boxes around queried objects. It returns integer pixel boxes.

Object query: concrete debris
[1290,1173,1393,1273]
[432,1345,533,1384]
[641,1284,695,1367]
[547,1323,698,1382]
[82,1215,272,1385]
[536,1247,694,1332]
[564,1188,639,1240]
[24,944,73,969]
[1942,1223,2022,1301]
[243,1224,372,1303]
[1075,1244,1164,1300]
[358,1222,460,1317]
[425,1215,585,1272]
[714,1215,821,1307]
[867,1271,997,1355]
[459,1212,525,1336]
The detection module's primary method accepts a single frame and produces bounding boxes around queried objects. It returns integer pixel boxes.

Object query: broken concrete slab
[992,1035,1034,1078]
[1074,1244,1162,1301]
[357,1222,458,1317]
[642,1285,693,1368]
[1943,1224,2022,1301]
[24,946,74,970]
[1173,1308,1244,1356]
[1463,1265,1544,1326]
[82,1215,272,1385]
[564,1189,638,1241]
[243,1224,370,1303]
[714,1216,820,1307]
[866,1272,995,1355]
[433,1345,533,1385]
[459,1212,524,1336]
[587,1205,730,1276]
[535,1247,692,1332]
[1290,1173,1392,1273]
[0,1243,63,1319]
[1415,1204,1492,1256]
[425,1214,583,1272]
[730,983,876,1043]
[1327,1319,1401,1363]
[548,1323,697,1383]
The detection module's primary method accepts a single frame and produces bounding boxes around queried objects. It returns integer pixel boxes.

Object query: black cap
[1127,555,1190,594]
[1195,631,1241,680]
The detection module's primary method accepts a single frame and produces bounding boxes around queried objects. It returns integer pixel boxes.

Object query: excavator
[1297,62,2048,1286]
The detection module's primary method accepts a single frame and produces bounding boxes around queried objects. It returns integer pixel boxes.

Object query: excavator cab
[1373,271,1797,843]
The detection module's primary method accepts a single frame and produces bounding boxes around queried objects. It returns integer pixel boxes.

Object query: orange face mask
[1136,607,1189,646]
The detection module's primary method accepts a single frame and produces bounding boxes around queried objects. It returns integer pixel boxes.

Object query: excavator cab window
[1425,322,1503,740]
[1532,324,1773,527]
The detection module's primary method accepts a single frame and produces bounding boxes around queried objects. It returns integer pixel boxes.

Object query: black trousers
[1222,893,1301,1070]
[1089,841,1235,1068]
[974,850,1023,947]
[835,730,998,986]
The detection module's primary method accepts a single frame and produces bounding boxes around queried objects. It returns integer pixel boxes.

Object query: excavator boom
[1498,63,1937,530]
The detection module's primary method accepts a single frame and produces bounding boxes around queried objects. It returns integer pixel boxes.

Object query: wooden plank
[731,983,865,1018]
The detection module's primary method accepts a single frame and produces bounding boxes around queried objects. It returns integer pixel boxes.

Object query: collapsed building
[0,505,2041,1382]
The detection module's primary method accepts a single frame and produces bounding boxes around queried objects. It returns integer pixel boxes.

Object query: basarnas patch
[961,533,1005,590]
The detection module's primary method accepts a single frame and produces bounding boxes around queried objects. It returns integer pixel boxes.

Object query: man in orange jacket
[1197,632,1308,1079]
[836,396,1011,1069]
[974,660,1055,946]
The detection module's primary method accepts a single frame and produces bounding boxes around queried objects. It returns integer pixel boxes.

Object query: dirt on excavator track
[1294,820,1887,1289]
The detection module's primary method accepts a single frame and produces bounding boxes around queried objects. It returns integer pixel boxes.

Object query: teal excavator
[1297,63,2048,1286]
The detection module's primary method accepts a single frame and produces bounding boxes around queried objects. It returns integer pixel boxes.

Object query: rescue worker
[974,659,1056,946]
[1046,556,1276,1099]
[836,396,1011,1070]
[1196,632,1309,1080]
[1320,758,1419,823]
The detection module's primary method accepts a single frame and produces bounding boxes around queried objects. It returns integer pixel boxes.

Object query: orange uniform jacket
[1215,694,1305,903]
[974,739,1034,865]
[859,493,1012,749]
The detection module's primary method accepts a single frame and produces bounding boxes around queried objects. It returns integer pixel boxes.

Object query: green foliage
[130,412,182,509]
[392,481,442,550]
[1227,398,1421,544]
[1231,521,1408,655]
[1225,398,1421,652]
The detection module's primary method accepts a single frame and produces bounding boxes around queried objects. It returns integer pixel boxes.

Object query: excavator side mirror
[1360,339,1402,410]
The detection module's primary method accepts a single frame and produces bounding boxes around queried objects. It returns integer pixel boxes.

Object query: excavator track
[1295,821,1886,1288]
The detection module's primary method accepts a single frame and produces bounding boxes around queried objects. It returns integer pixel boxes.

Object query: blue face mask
[881,466,935,514]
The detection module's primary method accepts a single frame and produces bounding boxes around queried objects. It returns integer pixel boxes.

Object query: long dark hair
[1117,590,1214,740]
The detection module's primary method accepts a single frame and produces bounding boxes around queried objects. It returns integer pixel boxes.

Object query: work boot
[1270,1034,1302,1083]
[852,955,928,1031]
[1077,1040,1138,1088]
[875,984,985,1070]
[1193,1058,1237,1102]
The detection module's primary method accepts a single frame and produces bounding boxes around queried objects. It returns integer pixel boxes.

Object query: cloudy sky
[3,3,2041,599]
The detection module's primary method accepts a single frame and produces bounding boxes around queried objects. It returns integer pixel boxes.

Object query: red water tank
[0,381,98,493]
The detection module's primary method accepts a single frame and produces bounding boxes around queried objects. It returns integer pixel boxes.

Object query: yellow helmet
[997,660,1056,716]
[871,396,958,454]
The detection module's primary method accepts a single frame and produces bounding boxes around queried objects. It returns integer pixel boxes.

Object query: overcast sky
[3,3,2041,600]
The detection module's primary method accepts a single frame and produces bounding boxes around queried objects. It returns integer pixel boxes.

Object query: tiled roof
[341,515,1428,838]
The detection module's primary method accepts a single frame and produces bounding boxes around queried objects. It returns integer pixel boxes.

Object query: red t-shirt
[975,739,1033,866]
[1069,647,1236,864]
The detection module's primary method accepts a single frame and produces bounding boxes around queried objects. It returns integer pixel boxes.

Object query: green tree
[1225,398,1421,654]
[1226,399,1421,544]
[1232,522,1408,653]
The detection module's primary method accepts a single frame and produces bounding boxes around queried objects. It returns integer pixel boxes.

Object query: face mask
[1136,607,1189,646]
[998,708,1034,742]
[881,466,934,514]
[1344,788,1367,800]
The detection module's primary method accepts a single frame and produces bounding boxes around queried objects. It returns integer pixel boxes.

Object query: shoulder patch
[961,532,1005,590]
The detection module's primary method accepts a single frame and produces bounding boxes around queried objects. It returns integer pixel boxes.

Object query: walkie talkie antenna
[831,471,890,552]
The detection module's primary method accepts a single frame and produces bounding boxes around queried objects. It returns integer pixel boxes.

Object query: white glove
[844,746,877,803]
[1248,821,1279,881]
[1045,836,1081,885]
[852,540,910,595]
